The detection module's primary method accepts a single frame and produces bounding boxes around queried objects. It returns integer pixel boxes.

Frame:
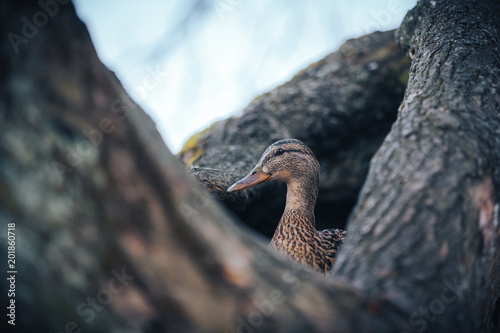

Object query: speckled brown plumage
[270,210,346,273]
[227,139,346,273]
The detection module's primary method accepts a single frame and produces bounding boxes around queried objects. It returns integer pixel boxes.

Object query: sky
[73,0,417,153]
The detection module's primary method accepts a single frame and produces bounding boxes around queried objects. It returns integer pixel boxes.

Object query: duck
[227,139,346,273]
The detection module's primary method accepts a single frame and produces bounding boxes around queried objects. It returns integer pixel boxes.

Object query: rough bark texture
[334,1,500,332]
[179,31,409,237]
[1,1,500,333]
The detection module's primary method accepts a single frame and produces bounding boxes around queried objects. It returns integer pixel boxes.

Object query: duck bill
[227,167,271,193]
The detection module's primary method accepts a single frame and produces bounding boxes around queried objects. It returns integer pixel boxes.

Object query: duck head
[227,139,320,194]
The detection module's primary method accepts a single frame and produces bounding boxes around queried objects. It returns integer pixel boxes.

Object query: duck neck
[283,178,318,226]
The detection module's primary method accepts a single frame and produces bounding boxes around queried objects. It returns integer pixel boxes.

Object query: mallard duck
[227,139,346,273]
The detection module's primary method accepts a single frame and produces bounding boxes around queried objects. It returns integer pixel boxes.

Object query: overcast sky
[73,0,417,152]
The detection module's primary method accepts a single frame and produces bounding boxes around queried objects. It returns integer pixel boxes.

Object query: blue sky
[73,0,416,152]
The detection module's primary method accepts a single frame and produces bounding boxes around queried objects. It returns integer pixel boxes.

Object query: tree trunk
[1,1,499,333]
[334,0,500,332]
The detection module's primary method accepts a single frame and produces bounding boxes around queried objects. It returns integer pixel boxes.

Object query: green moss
[178,122,217,167]
[397,56,411,85]
[250,91,269,104]
[291,59,323,81]
[186,151,202,167]
[399,68,410,85]
[179,132,204,166]
[179,131,200,155]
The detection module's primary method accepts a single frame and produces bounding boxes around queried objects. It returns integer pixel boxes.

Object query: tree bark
[1,1,499,333]
[334,1,500,332]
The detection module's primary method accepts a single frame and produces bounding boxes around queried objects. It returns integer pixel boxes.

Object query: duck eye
[276,148,284,156]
